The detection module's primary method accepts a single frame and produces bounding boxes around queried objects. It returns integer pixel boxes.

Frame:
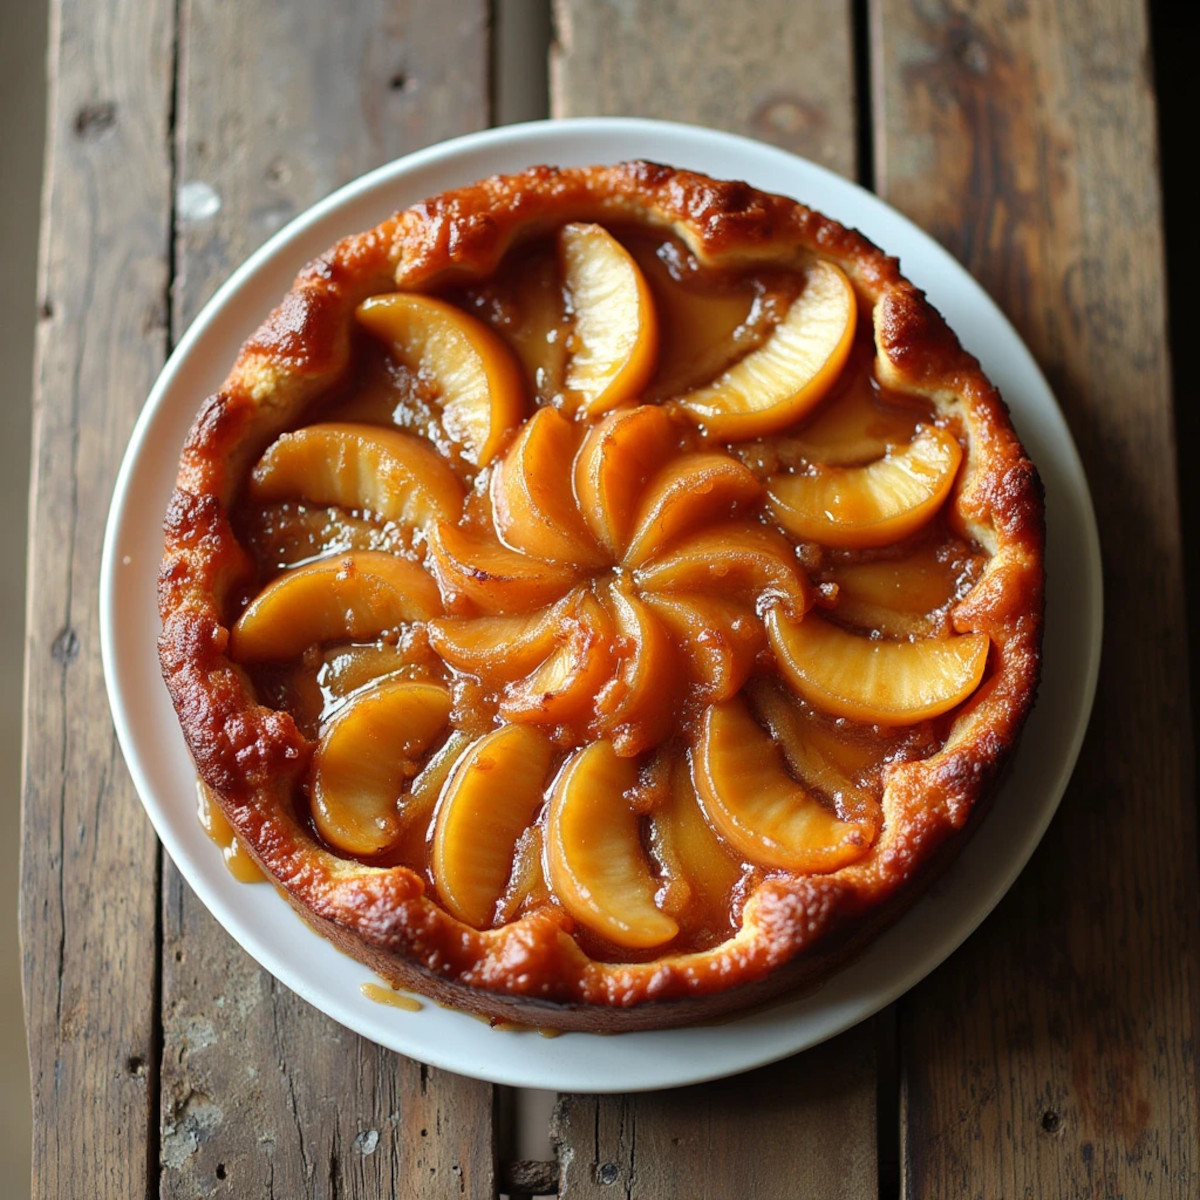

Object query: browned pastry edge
[157,162,1045,1030]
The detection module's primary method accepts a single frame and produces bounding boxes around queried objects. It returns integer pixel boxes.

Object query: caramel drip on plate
[196,781,265,884]
[360,982,423,1011]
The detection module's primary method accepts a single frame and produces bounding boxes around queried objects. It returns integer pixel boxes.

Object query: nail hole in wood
[127,1056,145,1077]
[216,1163,227,1180]
[948,26,989,74]
[597,1161,619,1185]
[1041,1109,1062,1134]
[51,628,80,663]
[389,70,411,92]
[74,101,117,140]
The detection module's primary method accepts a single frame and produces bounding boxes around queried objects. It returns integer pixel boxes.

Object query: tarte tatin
[158,163,1044,1032]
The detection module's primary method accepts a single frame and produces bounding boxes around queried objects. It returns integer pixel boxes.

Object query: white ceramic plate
[101,118,1102,1093]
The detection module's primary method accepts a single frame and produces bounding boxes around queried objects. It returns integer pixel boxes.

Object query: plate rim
[100,116,1103,1093]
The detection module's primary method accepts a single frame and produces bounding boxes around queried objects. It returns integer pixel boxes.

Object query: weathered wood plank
[160,3,495,1197]
[551,5,879,1196]
[20,1,176,1197]
[551,0,858,177]
[872,1,1200,1195]
[553,1029,876,1198]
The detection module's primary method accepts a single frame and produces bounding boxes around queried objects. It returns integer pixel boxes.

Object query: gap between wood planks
[146,0,186,1193]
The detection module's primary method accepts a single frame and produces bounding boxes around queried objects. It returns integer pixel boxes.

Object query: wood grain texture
[161,2,495,1197]
[551,0,858,177]
[20,1,175,1197]
[872,0,1200,1195]
[553,1029,876,1198]
[550,6,880,1197]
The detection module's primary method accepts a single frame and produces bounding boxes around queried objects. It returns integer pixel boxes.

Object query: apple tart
[158,163,1044,1031]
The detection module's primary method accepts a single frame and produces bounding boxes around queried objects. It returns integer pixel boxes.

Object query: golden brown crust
[158,163,1044,1030]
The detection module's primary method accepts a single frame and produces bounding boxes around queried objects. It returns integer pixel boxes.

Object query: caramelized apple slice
[319,643,433,707]
[627,236,779,401]
[765,609,989,724]
[394,728,473,869]
[546,741,679,948]
[491,407,603,565]
[464,242,569,403]
[499,593,614,726]
[596,586,680,756]
[677,260,857,439]
[641,592,763,703]
[432,724,555,928]
[827,543,973,636]
[496,825,551,924]
[634,522,811,616]
[356,293,526,465]
[426,521,579,614]
[427,596,567,681]
[248,423,464,531]
[237,501,407,572]
[230,551,441,662]
[310,680,451,856]
[768,426,962,548]
[693,697,875,871]
[560,223,659,415]
[574,405,677,555]
[651,758,743,921]
[623,453,763,566]
[784,379,927,467]
[747,679,882,822]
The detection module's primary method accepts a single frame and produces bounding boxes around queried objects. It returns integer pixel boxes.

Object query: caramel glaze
[228,227,986,966]
[196,780,266,883]
[360,981,423,1011]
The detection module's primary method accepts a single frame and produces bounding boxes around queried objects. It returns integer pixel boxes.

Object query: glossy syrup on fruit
[225,225,987,962]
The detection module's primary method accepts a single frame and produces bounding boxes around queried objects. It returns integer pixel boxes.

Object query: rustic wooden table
[21,1,1198,1196]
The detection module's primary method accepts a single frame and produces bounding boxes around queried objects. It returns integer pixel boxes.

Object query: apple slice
[310,680,451,856]
[693,696,875,872]
[426,520,579,614]
[546,741,679,948]
[319,643,430,704]
[596,585,680,756]
[466,242,570,403]
[499,593,615,726]
[574,405,678,556]
[677,259,857,439]
[490,406,604,565]
[641,592,763,703]
[356,293,527,465]
[560,222,659,415]
[497,825,551,924]
[783,379,927,467]
[247,423,464,532]
[746,678,882,823]
[394,728,474,869]
[432,724,555,928]
[765,608,989,724]
[230,551,441,662]
[634,521,811,616]
[623,453,763,566]
[651,758,743,920]
[826,543,972,636]
[427,595,568,681]
[626,236,777,401]
[767,426,962,548]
